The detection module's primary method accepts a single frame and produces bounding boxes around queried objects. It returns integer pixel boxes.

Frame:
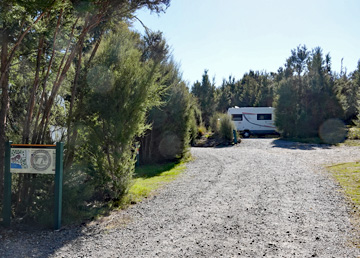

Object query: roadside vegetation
[126,161,187,205]
[327,162,360,218]
[348,127,360,140]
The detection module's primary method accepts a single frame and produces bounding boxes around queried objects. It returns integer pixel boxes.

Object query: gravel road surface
[1,139,360,257]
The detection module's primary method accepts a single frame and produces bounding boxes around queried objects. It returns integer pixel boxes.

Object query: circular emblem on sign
[31,150,51,171]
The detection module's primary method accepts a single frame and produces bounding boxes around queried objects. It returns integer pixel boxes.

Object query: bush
[218,113,235,142]
[197,125,207,138]
[348,127,360,140]
[209,113,221,133]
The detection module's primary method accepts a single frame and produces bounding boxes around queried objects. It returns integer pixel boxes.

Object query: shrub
[209,112,221,133]
[218,113,235,142]
[348,127,360,140]
[197,125,207,138]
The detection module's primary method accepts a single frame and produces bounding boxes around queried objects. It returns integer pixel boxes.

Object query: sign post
[54,142,63,230]
[2,142,63,230]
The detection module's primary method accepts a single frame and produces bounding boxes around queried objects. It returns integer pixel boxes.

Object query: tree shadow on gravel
[271,139,332,150]
[0,223,87,258]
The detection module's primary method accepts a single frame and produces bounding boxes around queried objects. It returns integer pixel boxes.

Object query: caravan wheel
[243,130,251,138]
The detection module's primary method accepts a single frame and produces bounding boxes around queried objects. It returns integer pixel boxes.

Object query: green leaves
[275,46,344,139]
[80,27,166,199]
[191,70,216,127]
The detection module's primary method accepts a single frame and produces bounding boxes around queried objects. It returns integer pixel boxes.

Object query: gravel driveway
[1,139,360,257]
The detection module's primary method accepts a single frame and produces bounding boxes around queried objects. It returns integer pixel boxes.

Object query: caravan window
[232,114,243,121]
[257,114,272,120]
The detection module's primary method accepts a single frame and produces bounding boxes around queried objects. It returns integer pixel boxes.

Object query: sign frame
[2,142,64,230]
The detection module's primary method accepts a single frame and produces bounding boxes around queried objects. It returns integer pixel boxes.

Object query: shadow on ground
[134,162,177,178]
[271,139,331,150]
[0,222,87,258]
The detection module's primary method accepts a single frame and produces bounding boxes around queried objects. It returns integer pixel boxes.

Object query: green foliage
[218,113,235,142]
[0,0,173,225]
[196,125,207,137]
[216,76,236,112]
[238,71,274,107]
[209,112,221,133]
[273,79,299,138]
[139,44,198,163]
[141,79,196,163]
[335,61,360,124]
[81,29,163,201]
[348,127,360,140]
[209,113,234,142]
[318,118,347,144]
[188,101,199,145]
[125,161,186,205]
[274,46,344,139]
[216,72,275,113]
[191,70,216,127]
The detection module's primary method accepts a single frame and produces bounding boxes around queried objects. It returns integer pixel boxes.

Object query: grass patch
[123,161,187,205]
[327,162,360,211]
[133,163,177,178]
[327,161,360,247]
[341,139,360,147]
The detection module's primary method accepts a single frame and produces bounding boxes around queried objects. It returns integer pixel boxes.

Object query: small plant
[348,127,360,140]
[218,113,235,142]
[197,125,207,138]
[209,113,221,133]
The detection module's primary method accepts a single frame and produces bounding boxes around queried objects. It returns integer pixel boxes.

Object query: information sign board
[10,148,56,174]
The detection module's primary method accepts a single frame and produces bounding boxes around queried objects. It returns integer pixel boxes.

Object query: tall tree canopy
[274,46,344,138]
[191,70,216,127]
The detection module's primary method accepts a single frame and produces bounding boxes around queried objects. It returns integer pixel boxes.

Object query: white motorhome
[228,107,277,138]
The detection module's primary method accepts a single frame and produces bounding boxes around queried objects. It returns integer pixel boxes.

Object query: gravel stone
[1,139,360,257]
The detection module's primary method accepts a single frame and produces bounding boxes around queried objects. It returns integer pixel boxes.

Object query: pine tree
[191,70,216,127]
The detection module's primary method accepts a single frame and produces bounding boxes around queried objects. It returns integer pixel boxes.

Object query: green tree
[217,76,236,112]
[140,80,195,163]
[80,29,163,200]
[336,61,360,124]
[274,78,300,138]
[139,39,197,163]
[191,70,216,127]
[0,0,171,218]
[275,46,344,139]
[216,71,275,113]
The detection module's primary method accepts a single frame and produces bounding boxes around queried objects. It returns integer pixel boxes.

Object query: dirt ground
[1,139,360,257]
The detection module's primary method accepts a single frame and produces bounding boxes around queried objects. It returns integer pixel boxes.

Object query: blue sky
[132,0,360,86]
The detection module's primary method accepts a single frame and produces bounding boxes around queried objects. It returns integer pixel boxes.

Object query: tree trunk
[22,35,44,144]
[0,31,9,199]
[33,15,75,144]
[36,16,90,144]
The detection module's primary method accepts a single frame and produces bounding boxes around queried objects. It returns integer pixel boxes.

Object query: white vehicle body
[228,107,277,137]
